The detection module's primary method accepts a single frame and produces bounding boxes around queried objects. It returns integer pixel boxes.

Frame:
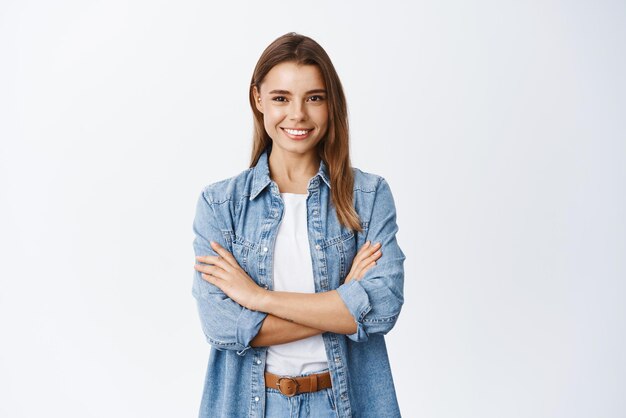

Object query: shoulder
[351,167,398,218]
[199,167,254,205]
[351,166,388,193]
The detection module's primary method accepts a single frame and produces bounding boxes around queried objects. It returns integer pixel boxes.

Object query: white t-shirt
[264,192,329,376]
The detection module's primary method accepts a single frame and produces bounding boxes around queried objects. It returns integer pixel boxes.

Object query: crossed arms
[191,177,405,355]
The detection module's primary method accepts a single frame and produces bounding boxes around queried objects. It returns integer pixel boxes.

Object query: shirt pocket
[231,234,258,273]
[335,221,370,285]
[320,230,356,288]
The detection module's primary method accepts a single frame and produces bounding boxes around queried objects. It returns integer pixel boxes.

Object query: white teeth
[284,129,310,135]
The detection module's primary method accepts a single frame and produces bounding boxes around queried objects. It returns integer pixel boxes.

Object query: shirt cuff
[235,308,268,355]
[336,280,373,342]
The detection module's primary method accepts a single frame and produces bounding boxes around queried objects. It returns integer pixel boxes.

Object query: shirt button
[263,247,268,252]
[254,396,260,402]
[260,264,265,269]
[315,244,321,250]
[256,359,262,365]
[313,210,318,215]
[263,284,269,289]
[334,357,341,364]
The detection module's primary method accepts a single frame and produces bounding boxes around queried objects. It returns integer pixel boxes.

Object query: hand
[344,241,382,284]
[194,241,267,311]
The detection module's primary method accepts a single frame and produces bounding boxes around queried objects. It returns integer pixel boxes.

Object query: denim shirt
[192,145,406,418]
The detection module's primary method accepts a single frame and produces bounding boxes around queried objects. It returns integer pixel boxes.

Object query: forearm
[257,289,357,335]
[250,314,323,347]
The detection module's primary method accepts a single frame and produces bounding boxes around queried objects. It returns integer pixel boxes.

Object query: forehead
[261,62,325,92]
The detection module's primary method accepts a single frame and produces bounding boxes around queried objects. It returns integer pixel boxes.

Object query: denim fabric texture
[192,144,406,418]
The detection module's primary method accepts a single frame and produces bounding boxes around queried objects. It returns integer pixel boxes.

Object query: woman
[192,32,406,418]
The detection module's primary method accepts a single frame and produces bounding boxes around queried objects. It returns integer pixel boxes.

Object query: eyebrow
[268,89,327,95]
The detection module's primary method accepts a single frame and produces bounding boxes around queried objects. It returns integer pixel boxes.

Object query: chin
[276,141,317,155]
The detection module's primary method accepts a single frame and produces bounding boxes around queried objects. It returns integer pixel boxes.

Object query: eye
[308,95,325,102]
[271,96,287,102]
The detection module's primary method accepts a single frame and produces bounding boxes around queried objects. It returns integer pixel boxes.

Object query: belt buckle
[276,376,299,397]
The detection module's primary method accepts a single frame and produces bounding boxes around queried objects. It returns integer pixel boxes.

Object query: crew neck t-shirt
[264,192,329,376]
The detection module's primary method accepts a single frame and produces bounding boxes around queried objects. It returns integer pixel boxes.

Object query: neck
[267,147,320,194]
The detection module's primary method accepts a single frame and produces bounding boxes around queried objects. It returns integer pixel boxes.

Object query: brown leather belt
[264,370,332,397]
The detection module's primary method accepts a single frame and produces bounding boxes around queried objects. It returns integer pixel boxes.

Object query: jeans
[265,388,338,418]
[264,369,338,418]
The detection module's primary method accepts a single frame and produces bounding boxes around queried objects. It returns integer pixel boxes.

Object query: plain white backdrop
[1,1,625,417]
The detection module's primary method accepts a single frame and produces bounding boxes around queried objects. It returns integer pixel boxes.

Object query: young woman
[192,32,406,418]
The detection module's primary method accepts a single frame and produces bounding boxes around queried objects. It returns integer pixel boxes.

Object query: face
[253,61,329,158]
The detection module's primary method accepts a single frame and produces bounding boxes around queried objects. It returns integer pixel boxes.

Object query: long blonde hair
[248,32,362,233]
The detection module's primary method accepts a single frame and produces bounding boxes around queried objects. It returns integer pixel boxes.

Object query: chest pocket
[230,234,259,272]
[334,221,369,284]
[320,230,357,286]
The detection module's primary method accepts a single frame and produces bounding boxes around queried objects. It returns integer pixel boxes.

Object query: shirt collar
[249,145,331,201]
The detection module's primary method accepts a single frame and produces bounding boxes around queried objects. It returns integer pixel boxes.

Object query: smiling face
[252,61,329,159]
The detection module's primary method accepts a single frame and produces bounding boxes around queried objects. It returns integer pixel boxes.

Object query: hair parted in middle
[248,32,362,233]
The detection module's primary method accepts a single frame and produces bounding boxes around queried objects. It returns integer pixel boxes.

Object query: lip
[281,127,313,141]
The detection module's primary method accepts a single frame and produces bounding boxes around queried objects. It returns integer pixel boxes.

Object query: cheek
[263,108,284,130]
[314,107,329,131]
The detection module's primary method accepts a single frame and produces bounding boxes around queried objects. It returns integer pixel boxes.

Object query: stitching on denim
[363,314,399,324]
[233,234,260,252]
[205,335,240,348]
[321,230,354,249]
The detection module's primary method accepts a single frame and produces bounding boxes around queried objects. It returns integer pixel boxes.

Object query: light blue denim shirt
[192,145,406,417]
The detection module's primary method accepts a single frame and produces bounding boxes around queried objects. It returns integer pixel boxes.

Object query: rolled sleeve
[336,177,406,342]
[336,280,372,341]
[191,189,267,355]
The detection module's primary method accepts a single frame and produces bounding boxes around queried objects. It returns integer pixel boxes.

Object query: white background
[1,1,625,417]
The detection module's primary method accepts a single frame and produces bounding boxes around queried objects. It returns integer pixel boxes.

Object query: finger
[350,244,370,268]
[355,241,381,263]
[351,257,376,281]
[356,260,377,280]
[357,240,371,254]
[346,242,382,281]
[362,248,382,265]
[196,255,233,272]
[194,263,227,280]
[369,249,382,260]
[200,272,222,286]
[354,248,381,271]
[210,241,241,268]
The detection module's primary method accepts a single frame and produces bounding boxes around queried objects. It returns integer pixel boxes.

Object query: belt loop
[310,374,317,392]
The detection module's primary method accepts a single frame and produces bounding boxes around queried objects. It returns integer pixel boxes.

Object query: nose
[289,100,307,121]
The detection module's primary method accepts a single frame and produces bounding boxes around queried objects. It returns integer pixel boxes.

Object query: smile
[281,128,313,140]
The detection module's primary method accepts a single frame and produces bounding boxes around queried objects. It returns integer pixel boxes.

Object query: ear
[252,86,263,113]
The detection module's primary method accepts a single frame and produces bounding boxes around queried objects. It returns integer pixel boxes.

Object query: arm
[191,189,267,355]
[255,178,404,342]
[250,314,323,347]
[256,289,358,335]
[251,240,386,336]
[198,241,383,337]
[335,177,406,342]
